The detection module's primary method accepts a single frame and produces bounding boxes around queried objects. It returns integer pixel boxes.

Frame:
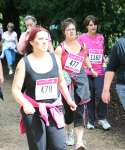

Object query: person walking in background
[102,35,125,111]
[17,15,37,55]
[0,24,4,98]
[0,23,4,100]
[12,26,76,150]
[0,59,4,95]
[0,22,18,75]
[78,15,111,130]
[55,18,96,150]
[18,15,53,55]
[0,23,3,50]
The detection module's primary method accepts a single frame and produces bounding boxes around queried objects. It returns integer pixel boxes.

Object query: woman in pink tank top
[78,15,111,130]
[55,18,96,150]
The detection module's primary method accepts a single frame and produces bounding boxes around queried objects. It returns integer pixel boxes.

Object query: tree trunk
[2,0,20,38]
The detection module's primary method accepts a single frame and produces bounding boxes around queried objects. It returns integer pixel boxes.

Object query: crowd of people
[0,14,125,150]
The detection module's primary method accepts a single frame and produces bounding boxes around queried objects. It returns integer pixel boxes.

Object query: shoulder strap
[23,56,31,73]
[79,40,85,50]
[50,53,59,71]
[78,41,88,57]
[60,42,65,54]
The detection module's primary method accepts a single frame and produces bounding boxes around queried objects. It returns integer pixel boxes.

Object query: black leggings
[21,109,66,150]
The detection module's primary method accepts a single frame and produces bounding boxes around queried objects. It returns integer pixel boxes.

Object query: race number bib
[89,50,103,64]
[64,53,83,73]
[35,78,58,100]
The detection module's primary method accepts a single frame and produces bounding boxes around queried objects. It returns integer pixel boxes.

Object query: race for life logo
[35,78,58,100]
[64,53,83,73]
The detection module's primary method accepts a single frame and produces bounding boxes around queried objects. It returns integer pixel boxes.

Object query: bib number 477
[69,60,79,68]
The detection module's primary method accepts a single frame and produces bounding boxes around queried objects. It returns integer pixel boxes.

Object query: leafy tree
[0,0,125,50]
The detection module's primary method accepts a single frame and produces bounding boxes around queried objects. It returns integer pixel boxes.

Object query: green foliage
[19,16,26,32]
[1,0,125,53]
[0,0,5,10]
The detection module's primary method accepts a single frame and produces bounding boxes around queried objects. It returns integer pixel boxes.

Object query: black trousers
[87,76,108,124]
[21,109,66,150]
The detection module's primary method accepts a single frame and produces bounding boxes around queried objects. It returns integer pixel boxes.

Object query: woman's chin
[41,49,48,52]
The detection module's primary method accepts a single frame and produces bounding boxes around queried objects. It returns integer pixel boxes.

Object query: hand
[102,90,110,104]
[91,68,98,77]
[68,100,77,111]
[26,28,31,33]
[25,31,30,41]
[23,101,35,115]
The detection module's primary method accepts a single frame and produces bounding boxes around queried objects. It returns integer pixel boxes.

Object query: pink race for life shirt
[78,33,105,76]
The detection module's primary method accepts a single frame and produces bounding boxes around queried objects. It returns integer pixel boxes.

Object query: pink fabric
[78,33,105,76]
[20,94,65,134]
[17,32,30,54]
[61,41,87,73]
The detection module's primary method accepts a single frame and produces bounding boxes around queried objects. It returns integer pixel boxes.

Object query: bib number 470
[35,78,58,100]
[41,85,52,94]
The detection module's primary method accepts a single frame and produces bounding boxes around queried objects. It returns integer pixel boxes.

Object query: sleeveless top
[60,42,90,103]
[23,53,59,102]
[60,41,87,74]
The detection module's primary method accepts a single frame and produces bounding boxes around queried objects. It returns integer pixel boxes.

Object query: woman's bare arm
[55,54,77,110]
[12,58,35,114]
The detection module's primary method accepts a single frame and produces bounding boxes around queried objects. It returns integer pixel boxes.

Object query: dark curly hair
[61,18,76,34]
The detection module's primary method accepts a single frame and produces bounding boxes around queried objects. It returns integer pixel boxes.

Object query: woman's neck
[8,31,13,34]
[64,38,81,53]
[87,32,96,36]
[65,38,76,45]
[32,49,47,58]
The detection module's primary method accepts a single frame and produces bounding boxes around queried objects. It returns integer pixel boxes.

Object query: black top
[107,36,125,84]
[23,53,60,101]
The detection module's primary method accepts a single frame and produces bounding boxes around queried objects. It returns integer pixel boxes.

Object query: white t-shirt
[2,31,17,51]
